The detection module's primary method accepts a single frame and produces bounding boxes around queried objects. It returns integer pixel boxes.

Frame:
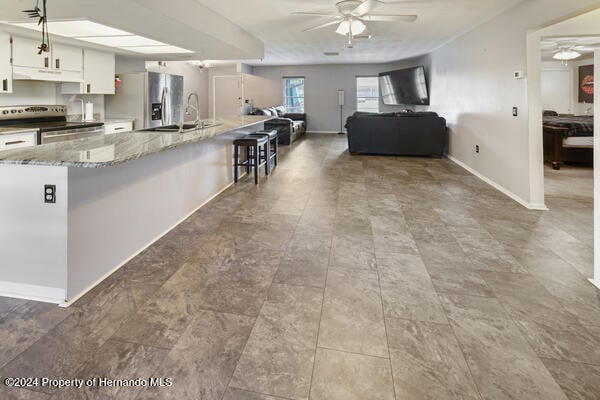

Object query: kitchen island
[0,115,272,305]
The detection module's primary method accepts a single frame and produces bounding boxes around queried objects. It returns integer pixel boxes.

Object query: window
[283,77,305,113]
[356,76,380,113]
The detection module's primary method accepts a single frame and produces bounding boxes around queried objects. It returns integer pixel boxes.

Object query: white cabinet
[52,43,83,72]
[62,49,115,94]
[0,32,12,93]
[104,121,132,135]
[11,36,82,82]
[11,36,47,69]
[0,131,37,151]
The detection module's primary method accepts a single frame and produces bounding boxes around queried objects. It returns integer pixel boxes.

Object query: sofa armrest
[283,113,306,121]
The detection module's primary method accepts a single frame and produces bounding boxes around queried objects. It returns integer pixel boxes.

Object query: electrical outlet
[44,184,56,204]
[475,145,480,154]
[513,107,518,117]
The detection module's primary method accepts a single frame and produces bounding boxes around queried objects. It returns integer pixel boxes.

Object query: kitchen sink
[145,122,222,133]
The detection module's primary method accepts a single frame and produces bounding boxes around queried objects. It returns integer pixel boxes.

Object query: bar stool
[248,130,278,173]
[233,135,269,184]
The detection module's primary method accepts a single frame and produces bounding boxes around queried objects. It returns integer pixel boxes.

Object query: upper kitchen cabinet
[52,43,83,72]
[0,32,12,93]
[12,36,47,69]
[62,49,115,95]
[12,36,83,82]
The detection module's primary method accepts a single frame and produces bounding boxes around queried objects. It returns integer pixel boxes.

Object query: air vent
[324,52,340,56]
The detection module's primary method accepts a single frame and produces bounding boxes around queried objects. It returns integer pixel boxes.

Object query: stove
[0,105,104,144]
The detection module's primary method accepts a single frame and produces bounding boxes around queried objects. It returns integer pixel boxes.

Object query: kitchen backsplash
[0,80,105,120]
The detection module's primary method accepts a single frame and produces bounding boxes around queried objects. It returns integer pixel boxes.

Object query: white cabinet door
[52,43,82,72]
[0,32,12,93]
[104,121,132,134]
[83,49,114,94]
[12,36,48,69]
[0,132,37,151]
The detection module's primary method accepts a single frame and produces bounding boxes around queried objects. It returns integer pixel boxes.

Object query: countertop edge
[0,116,274,168]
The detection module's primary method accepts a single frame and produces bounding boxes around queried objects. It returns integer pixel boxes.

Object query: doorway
[527,10,599,286]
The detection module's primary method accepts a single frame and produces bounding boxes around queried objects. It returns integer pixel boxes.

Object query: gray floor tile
[542,358,600,400]
[514,320,600,365]
[136,310,254,400]
[230,284,322,400]
[450,316,568,400]
[318,266,388,357]
[386,318,481,400]
[309,348,394,400]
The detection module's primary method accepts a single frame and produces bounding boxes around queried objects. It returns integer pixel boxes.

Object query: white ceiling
[0,0,527,65]
[195,0,525,65]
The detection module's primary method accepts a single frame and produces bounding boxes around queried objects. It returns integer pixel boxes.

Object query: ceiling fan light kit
[335,19,366,36]
[552,49,582,61]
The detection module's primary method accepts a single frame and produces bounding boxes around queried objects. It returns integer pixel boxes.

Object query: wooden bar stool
[233,135,269,184]
[248,130,278,173]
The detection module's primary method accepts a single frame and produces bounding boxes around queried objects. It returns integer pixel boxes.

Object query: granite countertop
[0,115,272,168]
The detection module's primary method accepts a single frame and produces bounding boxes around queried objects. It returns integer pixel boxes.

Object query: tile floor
[1,133,598,400]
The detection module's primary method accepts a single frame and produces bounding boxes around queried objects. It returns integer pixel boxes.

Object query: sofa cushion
[275,106,286,116]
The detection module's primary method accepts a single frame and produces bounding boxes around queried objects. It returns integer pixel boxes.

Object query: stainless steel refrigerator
[106,72,184,130]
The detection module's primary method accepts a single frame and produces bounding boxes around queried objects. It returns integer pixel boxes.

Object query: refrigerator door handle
[161,86,168,126]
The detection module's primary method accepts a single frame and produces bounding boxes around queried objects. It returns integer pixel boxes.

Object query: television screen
[379,66,429,106]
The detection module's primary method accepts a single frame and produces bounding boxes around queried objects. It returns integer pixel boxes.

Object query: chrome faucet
[186,92,200,127]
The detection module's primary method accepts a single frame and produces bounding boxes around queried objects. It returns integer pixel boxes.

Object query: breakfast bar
[0,115,271,305]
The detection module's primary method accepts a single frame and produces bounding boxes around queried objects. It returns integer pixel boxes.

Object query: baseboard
[60,177,240,307]
[306,131,342,134]
[448,156,548,211]
[0,281,66,304]
[590,278,600,290]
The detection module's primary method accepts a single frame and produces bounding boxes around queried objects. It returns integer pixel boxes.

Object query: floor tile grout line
[315,345,390,361]
[372,218,399,400]
[219,145,302,400]
[226,386,295,400]
[306,140,336,400]
[410,207,487,400]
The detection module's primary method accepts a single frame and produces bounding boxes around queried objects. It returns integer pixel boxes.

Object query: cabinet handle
[114,127,125,131]
[44,57,49,68]
[2,79,7,91]
[5,140,26,146]
[55,58,60,69]
[87,84,91,93]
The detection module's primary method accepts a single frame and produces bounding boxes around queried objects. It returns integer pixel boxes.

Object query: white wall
[146,61,210,119]
[250,57,430,132]
[427,0,600,208]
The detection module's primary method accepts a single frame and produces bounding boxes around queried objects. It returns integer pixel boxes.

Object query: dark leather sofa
[345,111,447,156]
[252,106,306,145]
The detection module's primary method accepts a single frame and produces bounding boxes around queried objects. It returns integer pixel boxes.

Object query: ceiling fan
[293,0,417,48]
[543,39,600,65]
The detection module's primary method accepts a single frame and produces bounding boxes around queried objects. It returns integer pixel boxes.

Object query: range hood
[12,66,83,83]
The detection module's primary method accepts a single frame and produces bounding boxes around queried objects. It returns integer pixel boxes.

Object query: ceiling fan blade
[361,14,417,22]
[292,12,340,19]
[302,20,341,32]
[352,0,384,17]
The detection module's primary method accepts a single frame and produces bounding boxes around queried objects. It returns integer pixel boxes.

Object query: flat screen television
[379,66,429,106]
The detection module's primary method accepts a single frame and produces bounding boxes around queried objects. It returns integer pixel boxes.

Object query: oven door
[41,125,105,144]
